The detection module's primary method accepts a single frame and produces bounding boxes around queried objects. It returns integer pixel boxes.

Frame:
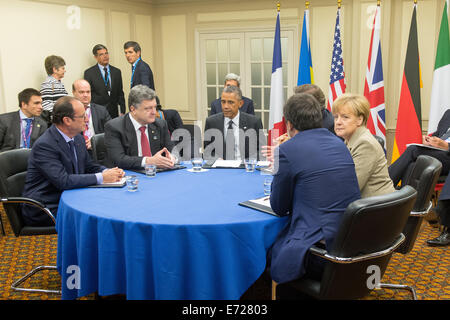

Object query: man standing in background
[84,44,126,118]
[124,41,155,90]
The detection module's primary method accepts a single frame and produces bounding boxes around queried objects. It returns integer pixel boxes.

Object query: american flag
[327,8,346,111]
[364,5,386,144]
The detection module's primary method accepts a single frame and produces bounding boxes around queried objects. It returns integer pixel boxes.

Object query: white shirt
[129,114,150,167]
[223,111,241,159]
[84,105,95,138]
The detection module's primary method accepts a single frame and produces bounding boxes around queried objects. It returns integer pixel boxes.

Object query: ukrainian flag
[297,8,314,85]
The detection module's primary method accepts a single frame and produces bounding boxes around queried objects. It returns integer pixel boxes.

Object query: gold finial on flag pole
[277,1,281,12]
[306,1,310,9]
[414,0,417,4]
[338,0,342,9]
[377,0,381,6]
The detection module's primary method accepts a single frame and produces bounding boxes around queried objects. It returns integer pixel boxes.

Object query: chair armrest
[0,197,55,224]
[309,234,405,264]
[410,201,432,217]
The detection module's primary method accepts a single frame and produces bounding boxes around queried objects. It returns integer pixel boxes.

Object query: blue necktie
[130,65,135,88]
[24,118,33,148]
[68,140,78,174]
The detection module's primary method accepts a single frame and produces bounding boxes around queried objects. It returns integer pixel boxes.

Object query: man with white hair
[210,73,254,116]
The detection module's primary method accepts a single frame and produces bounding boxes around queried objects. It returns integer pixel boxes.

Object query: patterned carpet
[0,206,448,300]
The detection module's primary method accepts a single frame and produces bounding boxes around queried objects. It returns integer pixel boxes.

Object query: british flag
[364,5,386,145]
[327,7,346,111]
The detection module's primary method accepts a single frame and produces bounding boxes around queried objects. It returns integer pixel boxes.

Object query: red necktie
[139,126,152,157]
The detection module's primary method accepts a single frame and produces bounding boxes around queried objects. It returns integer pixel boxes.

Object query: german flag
[392,3,422,163]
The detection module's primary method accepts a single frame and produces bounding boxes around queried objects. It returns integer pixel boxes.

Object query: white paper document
[406,143,447,152]
[257,161,271,167]
[89,177,127,188]
[212,160,242,168]
[248,196,272,208]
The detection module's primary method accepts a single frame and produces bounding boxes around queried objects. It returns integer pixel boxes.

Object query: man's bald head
[72,79,92,107]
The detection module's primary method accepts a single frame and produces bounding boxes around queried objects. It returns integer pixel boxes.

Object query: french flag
[268,10,286,146]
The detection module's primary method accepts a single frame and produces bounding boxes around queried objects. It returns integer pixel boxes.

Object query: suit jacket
[22,125,105,226]
[322,108,335,133]
[131,59,155,90]
[210,96,255,116]
[84,64,126,118]
[203,112,263,160]
[160,109,183,135]
[269,128,361,284]
[89,103,112,134]
[0,111,47,152]
[104,113,174,170]
[346,127,395,198]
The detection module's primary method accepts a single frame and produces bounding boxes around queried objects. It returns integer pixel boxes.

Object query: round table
[56,164,288,300]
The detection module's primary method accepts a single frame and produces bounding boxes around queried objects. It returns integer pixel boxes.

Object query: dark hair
[155,96,162,111]
[44,55,65,76]
[52,96,77,124]
[283,93,322,131]
[123,41,141,53]
[18,88,41,108]
[293,84,326,110]
[222,85,242,101]
[92,44,108,56]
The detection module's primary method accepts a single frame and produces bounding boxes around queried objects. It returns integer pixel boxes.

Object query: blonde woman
[332,93,394,198]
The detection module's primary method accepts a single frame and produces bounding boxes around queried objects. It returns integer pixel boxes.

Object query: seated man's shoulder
[0,111,16,122]
[104,114,124,130]
[91,103,109,112]
[206,112,223,122]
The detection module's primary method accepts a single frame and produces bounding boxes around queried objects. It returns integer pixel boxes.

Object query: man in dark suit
[104,85,175,170]
[294,84,334,133]
[210,73,254,116]
[204,85,263,160]
[72,79,111,151]
[22,96,124,226]
[84,44,126,119]
[124,41,155,90]
[0,88,47,151]
[268,93,360,284]
[389,109,450,246]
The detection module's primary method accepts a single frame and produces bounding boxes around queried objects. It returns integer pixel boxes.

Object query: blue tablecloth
[56,164,288,300]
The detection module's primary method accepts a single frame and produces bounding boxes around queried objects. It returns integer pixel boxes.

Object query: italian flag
[428,0,450,134]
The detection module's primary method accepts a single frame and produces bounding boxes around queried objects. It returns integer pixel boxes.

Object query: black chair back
[373,135,385,149]
[396,155,442,254]
[317,186,417,299]
[0,149,31,236]
[0,149,55,237]
[172,124,202,160]
[91,133,106,166]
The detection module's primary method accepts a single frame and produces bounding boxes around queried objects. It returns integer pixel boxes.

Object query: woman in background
[40,55,68,126]
[332,93,394,198]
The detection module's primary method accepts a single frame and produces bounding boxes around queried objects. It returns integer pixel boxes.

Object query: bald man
[72,79,111,150]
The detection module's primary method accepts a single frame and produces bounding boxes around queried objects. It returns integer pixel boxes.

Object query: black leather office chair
[91,133,107,166]
[272,186,417,300]
[396,155,441,254]
[172,124,202,160]
[0,148,60,295]
[373,135,385,150]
